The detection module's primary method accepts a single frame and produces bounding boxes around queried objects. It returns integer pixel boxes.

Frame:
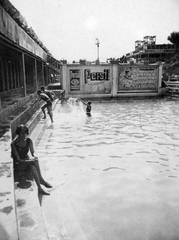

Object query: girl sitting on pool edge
[79,98,92,116]
[11,124,52,195]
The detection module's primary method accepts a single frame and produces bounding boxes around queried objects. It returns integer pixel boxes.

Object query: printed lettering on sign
[118,66,158,91]
[84,69,110,83]
[70,70,80,91]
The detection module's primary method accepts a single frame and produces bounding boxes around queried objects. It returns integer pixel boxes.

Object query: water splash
[67,97,84,114]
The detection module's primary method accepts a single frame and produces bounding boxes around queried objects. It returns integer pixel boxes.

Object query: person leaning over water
[37,90,54,122]
[79,98,92,116]
[40,86,55,102]
[11,125,52,195]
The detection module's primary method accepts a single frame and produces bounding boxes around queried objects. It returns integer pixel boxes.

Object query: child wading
[80,99,92,116]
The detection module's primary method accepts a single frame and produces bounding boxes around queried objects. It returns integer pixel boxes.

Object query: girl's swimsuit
[12,138,31,170]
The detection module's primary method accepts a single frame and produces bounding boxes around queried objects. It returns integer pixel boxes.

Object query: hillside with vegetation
[163,32,179,77]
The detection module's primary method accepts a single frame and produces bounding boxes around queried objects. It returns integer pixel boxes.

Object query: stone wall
[62,63,164,99]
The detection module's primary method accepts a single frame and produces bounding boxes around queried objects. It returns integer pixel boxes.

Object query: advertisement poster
[84,69,110,83]
[70,69,80,91]
[83,69,111,94]
[118,66,158,91]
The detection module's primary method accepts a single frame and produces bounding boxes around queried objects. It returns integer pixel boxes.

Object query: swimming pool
[38,98,179,240]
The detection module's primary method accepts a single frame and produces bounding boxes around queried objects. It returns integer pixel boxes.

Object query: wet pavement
[0,138,18,240]
[34,98,179,240]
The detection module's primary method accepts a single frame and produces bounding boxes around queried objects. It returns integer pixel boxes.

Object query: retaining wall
[62,62,165,99]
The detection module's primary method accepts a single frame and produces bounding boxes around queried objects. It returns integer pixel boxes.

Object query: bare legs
[41,104,53,122]
[47,105,53,122]
[41,105,47,119]
[29,160,52,195]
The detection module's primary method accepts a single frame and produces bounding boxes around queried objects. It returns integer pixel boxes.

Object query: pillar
[34,59,38,90]
[22,53,26,97]
[42,62,45,86]
[158,63,163,88]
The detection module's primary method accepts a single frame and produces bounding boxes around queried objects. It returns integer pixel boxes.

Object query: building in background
[125,36,176,64]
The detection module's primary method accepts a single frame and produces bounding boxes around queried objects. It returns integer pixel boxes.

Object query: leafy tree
[119,55,127,63]
[162,32,179,75]
[167,32,179,49]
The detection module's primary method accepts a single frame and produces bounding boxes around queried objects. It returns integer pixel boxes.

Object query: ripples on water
[54,99,179,174]
[42,98,179,239]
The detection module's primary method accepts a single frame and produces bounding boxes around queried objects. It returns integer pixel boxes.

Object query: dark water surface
[37,98,179,240]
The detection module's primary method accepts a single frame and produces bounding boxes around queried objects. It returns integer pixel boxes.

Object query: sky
[9,0,179,63]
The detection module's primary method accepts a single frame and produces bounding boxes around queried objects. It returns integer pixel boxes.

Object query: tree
[167,32,179,49]
[162,32,179,75]
[119,55,127,63]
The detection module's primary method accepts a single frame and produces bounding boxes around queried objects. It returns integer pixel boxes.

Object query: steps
[15,182,48,240]
[0,95,40,240]
[0,148,19,240]
[0,95,58,240]
[14,99,60,240]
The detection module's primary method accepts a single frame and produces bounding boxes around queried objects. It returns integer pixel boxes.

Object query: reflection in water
[38,98,179,240]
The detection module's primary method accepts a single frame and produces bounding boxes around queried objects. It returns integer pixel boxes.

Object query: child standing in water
[79,99,92,116]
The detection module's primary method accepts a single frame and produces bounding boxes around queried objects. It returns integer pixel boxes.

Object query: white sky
[9,0,179,62]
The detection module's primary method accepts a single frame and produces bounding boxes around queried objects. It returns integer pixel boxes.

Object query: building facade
[0,2,61,99]
[126,36,176,64]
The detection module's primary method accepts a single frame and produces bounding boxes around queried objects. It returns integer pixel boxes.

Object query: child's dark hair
[87,101,91,105]
[15,125,29,135]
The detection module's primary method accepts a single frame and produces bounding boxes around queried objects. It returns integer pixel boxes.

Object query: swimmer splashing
[79,98,92,117]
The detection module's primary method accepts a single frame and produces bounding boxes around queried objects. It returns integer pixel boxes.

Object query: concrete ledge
[0,149,19,240]
[14,182,48,240]
[26,98,59,138]
[13,99,59,240]
[0,129,19,240]
[10,100,43,140]
[0,94,37,123]
[0,98,59,240]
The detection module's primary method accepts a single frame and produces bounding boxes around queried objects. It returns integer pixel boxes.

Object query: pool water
[38,98,179,240]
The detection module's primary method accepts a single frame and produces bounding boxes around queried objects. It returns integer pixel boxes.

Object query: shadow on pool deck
[14,169,33,189]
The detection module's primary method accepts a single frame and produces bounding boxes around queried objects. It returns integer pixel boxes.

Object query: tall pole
[97,43,99,60]
[95,38,100,62]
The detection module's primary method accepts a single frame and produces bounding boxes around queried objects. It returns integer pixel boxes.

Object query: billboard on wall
[84,69,110,83]
[118,66,158,91]
[70,70,80,91]
[83,68,111,94]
